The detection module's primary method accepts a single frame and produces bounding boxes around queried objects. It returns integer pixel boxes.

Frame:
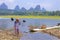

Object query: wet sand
[0,30,22,40]
[41,28,60,39]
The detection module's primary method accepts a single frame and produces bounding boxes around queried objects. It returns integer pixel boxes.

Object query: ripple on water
[20,32,60,40]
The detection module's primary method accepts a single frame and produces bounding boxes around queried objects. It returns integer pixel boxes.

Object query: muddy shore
[41,28,60,39]
[0,30,22,40]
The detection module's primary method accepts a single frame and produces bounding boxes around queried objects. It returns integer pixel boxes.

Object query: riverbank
[0,15,60,19]
[0,29,22,40]
[41,28,60,39]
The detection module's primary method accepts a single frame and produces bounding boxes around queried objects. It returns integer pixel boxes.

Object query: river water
[0,18,60,40]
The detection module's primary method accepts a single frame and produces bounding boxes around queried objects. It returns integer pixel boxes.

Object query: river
[0,18,60,40]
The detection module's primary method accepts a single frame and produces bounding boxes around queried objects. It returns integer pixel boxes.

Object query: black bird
[23,20,26,23]
[11,18,14,21]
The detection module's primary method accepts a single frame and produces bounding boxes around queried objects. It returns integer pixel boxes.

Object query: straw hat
[16,19,19,22]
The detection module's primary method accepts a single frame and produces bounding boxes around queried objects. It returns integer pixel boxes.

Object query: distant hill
[14,5,20,11]
[28,7,34,12]
[20,7,27,12]
[41,8,46,12]
[0,3,46,12]
[0,3,8,10]
[0,3,60,16]
[34,5,41,12]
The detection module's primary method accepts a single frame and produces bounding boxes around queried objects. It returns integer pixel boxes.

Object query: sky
[0,0,60,11]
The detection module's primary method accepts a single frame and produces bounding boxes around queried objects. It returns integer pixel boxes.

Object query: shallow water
[20,32,60,40]
[0,18,60,40]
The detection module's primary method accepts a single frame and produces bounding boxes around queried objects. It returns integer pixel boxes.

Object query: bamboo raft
[33,26,60,31]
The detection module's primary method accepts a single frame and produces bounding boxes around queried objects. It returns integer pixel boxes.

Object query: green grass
[0,15,60,19]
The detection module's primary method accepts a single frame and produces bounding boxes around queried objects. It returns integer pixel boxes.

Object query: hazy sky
[0,0,60,11]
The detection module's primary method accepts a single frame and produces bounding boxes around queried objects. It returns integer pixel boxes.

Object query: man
[14,19,20,37]
[40,25,46,29]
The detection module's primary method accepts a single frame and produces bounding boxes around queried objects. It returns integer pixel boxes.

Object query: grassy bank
[0,15,60,19]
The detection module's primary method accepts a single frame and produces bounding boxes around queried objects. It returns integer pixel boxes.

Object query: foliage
[0,9,60,16]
